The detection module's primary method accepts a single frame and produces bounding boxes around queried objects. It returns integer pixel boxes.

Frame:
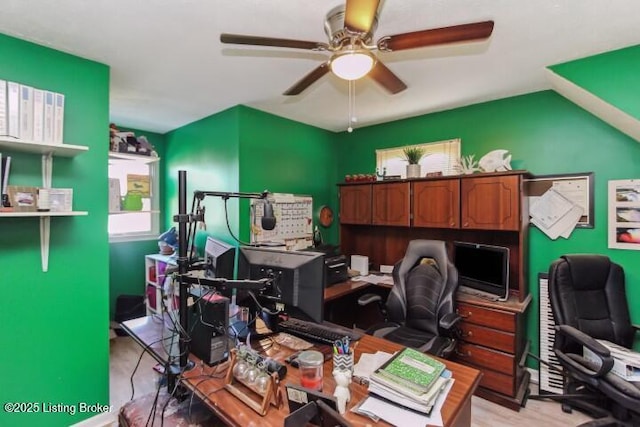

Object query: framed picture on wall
[608,179,640,250]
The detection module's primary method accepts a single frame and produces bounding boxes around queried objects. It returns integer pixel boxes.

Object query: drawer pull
[455,349,471,358]
[457,310,472,318]
[461,330,473,338]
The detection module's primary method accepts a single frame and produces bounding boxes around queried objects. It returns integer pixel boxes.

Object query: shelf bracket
[40,216,50,272]
[40,153,53,272]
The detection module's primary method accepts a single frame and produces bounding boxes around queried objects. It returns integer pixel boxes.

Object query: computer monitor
[237,247,325,323]
[204,236,236,280]
[453,241,510,300]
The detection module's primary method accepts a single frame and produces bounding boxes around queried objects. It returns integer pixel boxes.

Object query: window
[376,139,461,179]
[108,153,160,242]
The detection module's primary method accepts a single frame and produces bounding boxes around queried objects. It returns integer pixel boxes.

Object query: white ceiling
[1,0,639,134]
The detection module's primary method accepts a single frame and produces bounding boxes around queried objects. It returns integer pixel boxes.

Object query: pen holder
[332,351,354,375]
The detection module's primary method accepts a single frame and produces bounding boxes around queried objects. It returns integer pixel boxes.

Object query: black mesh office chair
[357,240,461,358]
[548,254,640,426]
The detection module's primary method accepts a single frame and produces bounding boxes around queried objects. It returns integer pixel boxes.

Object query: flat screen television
[237,247,325,323]
[453,241,509,301]
[204,236,236,280]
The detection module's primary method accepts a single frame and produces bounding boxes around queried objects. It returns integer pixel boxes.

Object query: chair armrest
[554,324,614,378]
[632,324,640,333]
[439,312,462,331]
[357,293,382,306]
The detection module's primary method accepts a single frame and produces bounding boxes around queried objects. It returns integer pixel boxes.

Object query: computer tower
[188,291,229,366]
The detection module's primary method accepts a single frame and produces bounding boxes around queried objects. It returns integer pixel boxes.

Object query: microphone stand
[173,170,273,376]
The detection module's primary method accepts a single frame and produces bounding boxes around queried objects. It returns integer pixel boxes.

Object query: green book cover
[373,347,446,393]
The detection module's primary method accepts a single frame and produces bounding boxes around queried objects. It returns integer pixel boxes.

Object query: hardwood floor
[109,335,593,426]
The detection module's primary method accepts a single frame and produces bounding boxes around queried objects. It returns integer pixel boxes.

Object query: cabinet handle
[457,310,472,318]
[455,349,471,358]
[461,330,473,338]
[463,222,469,227]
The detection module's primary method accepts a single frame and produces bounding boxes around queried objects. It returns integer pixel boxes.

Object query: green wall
[550,44,640,119]
[163,106,339,249]
[109,128,167,320]
[164,106,241,250]
[237,106,339,243]
[0,33,110,425]
[334,90,640,364]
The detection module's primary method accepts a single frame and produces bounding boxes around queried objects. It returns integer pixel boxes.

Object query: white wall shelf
[0,137,89,272]
[108,152,160,164]
[0,136,88,157]
[0,211,88,217]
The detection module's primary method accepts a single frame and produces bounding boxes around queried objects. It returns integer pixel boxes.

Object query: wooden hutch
[338,170,532,411]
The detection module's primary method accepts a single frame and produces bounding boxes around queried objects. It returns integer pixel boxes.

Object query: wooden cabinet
[412,179,460,228]
[372,181,410,226]
[453,293,531,411]
[460,174,521,231]
[339,184,371,224]
[338,171,531,411]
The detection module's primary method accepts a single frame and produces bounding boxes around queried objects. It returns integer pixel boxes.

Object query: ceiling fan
[220,0,494,96]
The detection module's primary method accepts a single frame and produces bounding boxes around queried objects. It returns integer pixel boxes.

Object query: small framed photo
[608,179,640,250]
[49,188,73,212]
[7,185,38,212]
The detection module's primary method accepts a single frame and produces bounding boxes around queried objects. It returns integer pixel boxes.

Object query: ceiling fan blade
[283,62,331,96]
[220,33,328,51]
[378,20,494,52]
[368,60,407,94]
[344,0,380,34]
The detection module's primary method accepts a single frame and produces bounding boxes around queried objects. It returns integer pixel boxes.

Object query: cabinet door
[339,184,372,224]
[412,179,460,228]
[372,182,411,226]
[461,175,520,230]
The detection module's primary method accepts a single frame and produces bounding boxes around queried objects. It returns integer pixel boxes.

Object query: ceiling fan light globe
[330,51,374,80]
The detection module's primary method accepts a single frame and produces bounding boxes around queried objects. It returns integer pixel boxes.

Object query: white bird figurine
[478,150,512,172]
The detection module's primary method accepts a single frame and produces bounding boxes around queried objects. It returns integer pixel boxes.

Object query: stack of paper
[367,347,452,415]
[530,188,583,240]
[583,340,640,381]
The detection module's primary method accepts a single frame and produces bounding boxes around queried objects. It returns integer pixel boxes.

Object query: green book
[371,347,446,394]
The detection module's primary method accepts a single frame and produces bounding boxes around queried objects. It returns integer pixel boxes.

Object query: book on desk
[367,347,451,415]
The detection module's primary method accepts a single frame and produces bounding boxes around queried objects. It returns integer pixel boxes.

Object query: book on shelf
[43,90,55,143]
[53,92,64,144]
[19,84,34,141]
[1,153,11,195]
[0,80,7,136]
[32,88,44,142]
[370,347,446,394]
[7,82,20,138]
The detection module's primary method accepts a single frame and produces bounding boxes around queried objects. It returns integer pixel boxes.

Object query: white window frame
[376,138,461,179]
[108,153,160,243]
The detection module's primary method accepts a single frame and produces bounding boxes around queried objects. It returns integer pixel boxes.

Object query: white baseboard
[70,412,118,427]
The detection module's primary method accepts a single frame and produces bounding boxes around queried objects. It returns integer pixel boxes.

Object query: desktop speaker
[188,291,230,366]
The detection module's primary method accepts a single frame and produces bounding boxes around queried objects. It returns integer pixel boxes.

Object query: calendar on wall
[250,193,313,250]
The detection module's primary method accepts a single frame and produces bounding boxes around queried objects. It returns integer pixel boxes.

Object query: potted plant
[403,146,424,178]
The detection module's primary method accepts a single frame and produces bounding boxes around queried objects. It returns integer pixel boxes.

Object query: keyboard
[277,318,362,345]
[457,285,501,301]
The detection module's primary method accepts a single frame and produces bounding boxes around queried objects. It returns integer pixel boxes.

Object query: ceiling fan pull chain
[348,80,356,133]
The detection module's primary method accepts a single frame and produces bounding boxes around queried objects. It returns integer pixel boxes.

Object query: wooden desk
[324,279,392,328]
[122,316,481,427]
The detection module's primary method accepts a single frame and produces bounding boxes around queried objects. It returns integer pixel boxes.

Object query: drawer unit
[457,302,516,332]
[458,322,515,353]
[454,293,531,411]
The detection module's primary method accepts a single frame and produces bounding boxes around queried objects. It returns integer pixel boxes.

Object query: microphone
[261,199,276,230]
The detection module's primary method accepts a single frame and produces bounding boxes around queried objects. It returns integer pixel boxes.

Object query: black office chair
[357,240,461,358]
[548,254,640,426]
